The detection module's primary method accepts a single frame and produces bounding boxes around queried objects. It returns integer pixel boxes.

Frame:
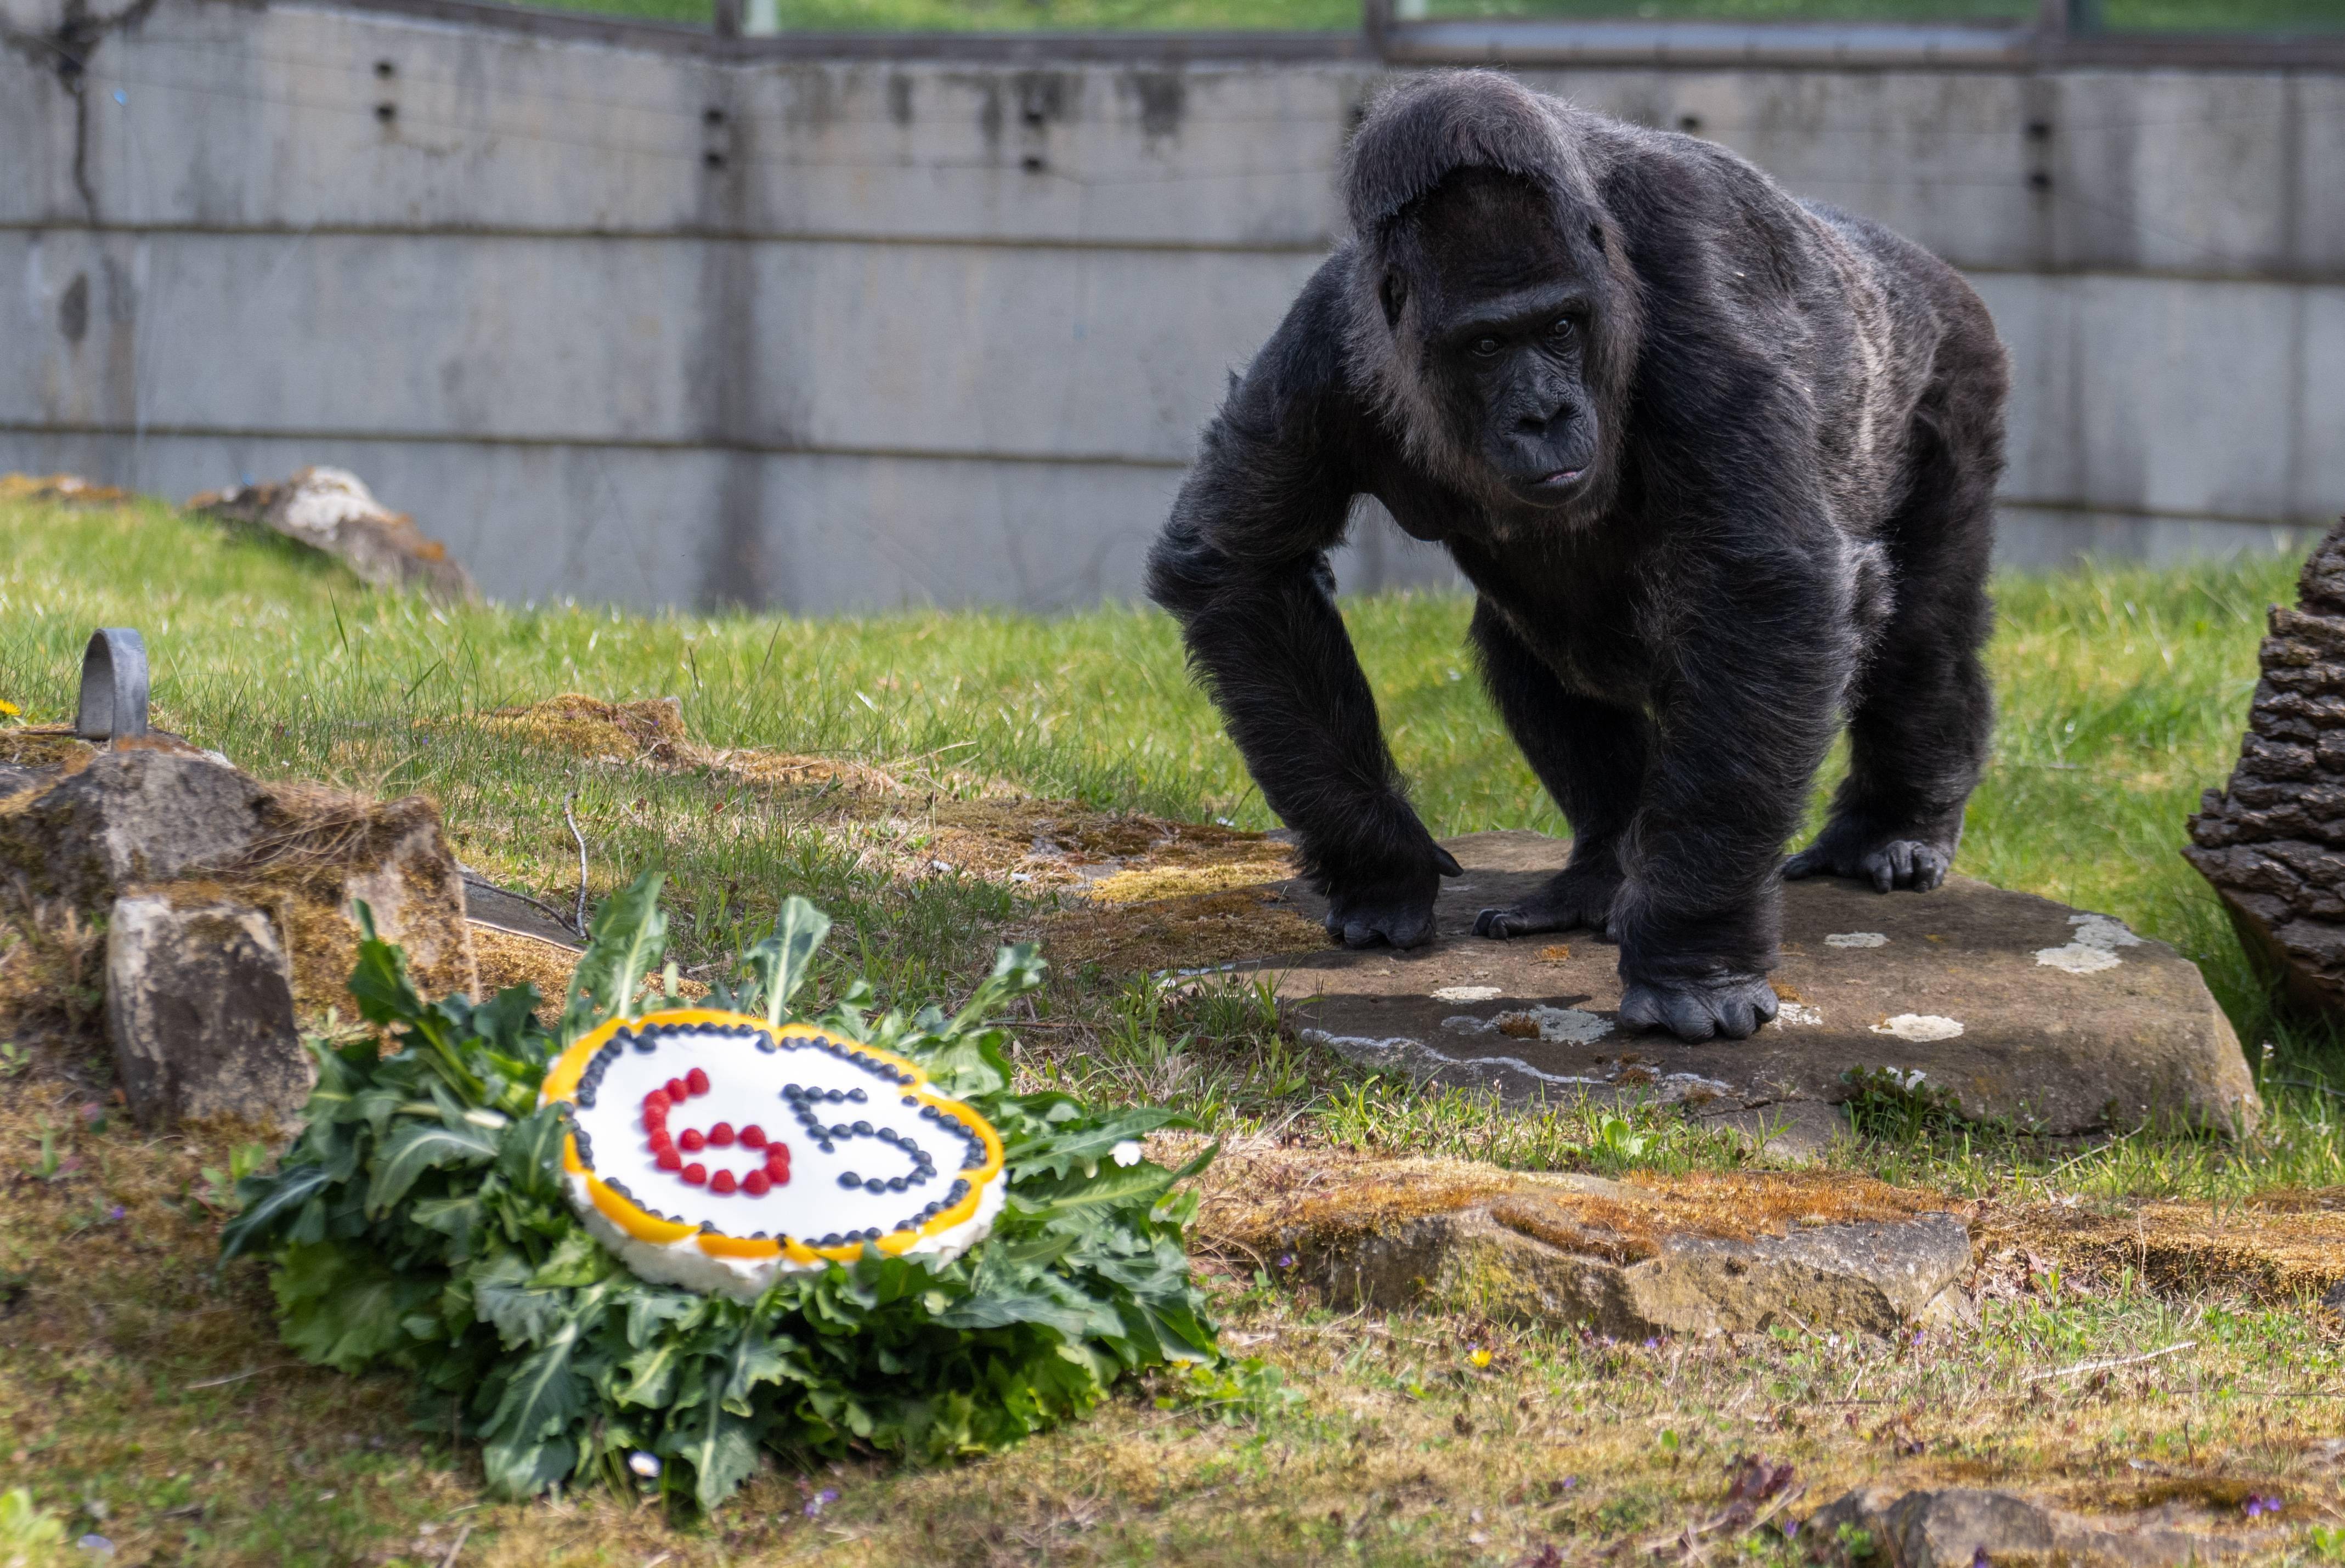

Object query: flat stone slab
[1249,831,2255,1137]
[1807,1486,2282,1566]
[1193,1147,1971,1338]
[460,872,584,950]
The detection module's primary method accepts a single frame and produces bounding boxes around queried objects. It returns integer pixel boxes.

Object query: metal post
[1362,0,1392,61]
[711,0,742,41]
[74,628,149,741]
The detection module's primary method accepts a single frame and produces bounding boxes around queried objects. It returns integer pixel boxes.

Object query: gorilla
[1146,71,2007,1044]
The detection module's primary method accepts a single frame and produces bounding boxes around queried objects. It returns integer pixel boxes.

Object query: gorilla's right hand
[1323,843,1465,950]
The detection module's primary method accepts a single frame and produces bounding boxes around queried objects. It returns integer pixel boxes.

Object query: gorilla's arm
[1612,494,1855,1039]
[1146,269,1461,948]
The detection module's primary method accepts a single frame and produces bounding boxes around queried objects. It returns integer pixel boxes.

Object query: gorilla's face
[1426,273,1600,508]
[1372,170,1623,521]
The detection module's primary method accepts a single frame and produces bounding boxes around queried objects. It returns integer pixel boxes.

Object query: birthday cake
[540,1009,1008,1298]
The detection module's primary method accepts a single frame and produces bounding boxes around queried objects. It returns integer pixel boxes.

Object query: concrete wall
[1,0,2338,611]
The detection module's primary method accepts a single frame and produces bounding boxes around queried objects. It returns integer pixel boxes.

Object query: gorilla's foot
[1618,971,1779,1043]
[1473,866,1619,941]
[1783,819,1956,894]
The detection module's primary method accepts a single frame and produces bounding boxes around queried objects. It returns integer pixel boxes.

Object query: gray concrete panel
[1969,271,2081,514]
[8,9,2334,276]
[4,0,2340,613]
[1974,269,2342,529]
[0,228,1317,458]
[1994,508,2314,571]
[738,241,1314,458]
[7,9,1363,247]
[0,427,1177,609]
[1525,69,2045,275]
[2305,288,2345,524]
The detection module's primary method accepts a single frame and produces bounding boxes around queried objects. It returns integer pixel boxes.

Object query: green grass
[4,496,2338,1154]
[9,493,2345,1565]
[3,494,2336,1183]
[0,499,2319,1070]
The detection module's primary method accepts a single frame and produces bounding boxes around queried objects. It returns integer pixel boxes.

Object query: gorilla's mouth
[1512,466,1587,503]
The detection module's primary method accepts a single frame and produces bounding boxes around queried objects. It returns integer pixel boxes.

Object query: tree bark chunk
[2184,517,2345,1022]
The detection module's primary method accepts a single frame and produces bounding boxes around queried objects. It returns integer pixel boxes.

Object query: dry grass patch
[0,472,128,506]
[468,695,1302,926]
[466,925,585,1016]
[1193,1146,1961,1272]
[476,693,924,796]
[1982,1190,2345,1304]
[1029,887,1325,974]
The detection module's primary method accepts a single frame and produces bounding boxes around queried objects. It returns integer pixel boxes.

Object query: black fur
[1147,71,2007,1043]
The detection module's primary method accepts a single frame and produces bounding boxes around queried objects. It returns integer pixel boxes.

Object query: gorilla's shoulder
[1246,244,1368,401]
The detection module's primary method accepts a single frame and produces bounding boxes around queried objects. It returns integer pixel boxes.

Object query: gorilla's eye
[1471,336,1502,358]
[1549,317,1576,339]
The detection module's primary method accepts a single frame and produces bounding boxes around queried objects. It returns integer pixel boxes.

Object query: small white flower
[1111,1140,1143,1167]
[628,1451,662,1479]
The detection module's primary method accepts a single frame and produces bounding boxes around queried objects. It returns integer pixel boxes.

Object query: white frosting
[552,1020,1007,1299]
[567,1164,1009,1301]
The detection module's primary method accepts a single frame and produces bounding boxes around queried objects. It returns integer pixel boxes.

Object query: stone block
[1265,829,2256,1137]
[190,467,477,603]
[332,797,478,1003]
[1806,1485,2281,1567]
[1196,1148,1971,1339]
[0,747,264,908]
[4,740,478,1031]
[104,895,313,1130]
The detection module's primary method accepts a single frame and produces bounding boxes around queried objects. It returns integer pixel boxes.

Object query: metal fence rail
[289,0,2345,67]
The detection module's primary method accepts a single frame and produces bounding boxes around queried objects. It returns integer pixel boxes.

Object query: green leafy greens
[222,877,1219,1509]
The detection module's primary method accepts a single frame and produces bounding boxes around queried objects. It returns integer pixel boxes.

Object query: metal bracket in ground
[75,627,150,740]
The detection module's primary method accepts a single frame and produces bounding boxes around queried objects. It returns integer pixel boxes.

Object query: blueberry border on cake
[540,1009,1008,1299]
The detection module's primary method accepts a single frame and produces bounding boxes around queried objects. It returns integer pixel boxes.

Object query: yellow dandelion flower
[0,699,18,718]
[1468,1347,1492,1369]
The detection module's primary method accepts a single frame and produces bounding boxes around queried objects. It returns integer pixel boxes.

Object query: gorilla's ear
[1380,271,1408,330]
[1588,223,1605,250]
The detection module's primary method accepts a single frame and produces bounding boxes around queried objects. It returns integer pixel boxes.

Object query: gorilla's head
[1342,73,1641,530]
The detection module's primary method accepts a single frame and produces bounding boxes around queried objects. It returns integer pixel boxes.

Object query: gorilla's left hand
[1323,844,1465,950]
[1618,970,1780,1043]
